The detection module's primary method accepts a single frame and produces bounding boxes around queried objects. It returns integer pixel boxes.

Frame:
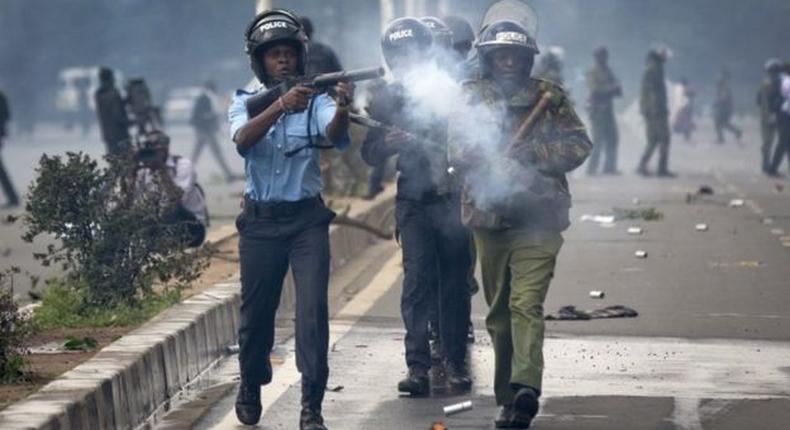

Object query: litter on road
[589,290,605,299]
[627,226,643,235]
[635,250,648,258]
[613,206,664,221]
[728,199,745,207]
[443,400,473,416]
[695,223,709,232]
[580,214,616,226]
[545,305,639,320]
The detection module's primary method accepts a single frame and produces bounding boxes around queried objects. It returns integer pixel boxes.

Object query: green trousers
[473,228,563,405]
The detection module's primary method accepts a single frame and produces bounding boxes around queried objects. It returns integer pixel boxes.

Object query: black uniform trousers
[236,197,335,407]
[396,196,472,370]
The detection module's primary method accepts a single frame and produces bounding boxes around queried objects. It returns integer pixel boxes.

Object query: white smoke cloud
[395,59,533,210]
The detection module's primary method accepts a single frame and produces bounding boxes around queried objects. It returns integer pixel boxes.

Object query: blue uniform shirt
[228,89,350,202]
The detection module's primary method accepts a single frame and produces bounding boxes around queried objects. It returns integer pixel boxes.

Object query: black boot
[300,382,328,430]
[444,360,472,391]
[397,367,429,396]
[235,382,262,425]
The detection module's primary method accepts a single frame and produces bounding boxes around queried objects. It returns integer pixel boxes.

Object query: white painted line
[210,251,403,428]
[672,397,702,430]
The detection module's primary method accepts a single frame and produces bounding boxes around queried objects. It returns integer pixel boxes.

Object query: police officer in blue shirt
[228,9,352,430]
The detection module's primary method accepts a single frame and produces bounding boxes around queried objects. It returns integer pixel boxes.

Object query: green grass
[33,280,181,329]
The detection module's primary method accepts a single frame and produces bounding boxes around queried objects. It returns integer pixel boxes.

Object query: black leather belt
[243,196,321,219]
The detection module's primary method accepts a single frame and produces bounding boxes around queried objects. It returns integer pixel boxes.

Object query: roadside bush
[0,270,30,383]
[19,152,209,311]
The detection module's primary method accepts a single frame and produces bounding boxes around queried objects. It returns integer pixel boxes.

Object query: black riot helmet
[476,20,539,78]
[419,16,453,51]
[244,9,309,84]
[442,15,474,56]
[380,17,433,72]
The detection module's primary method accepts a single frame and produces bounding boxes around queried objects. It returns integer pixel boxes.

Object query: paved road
[151,118,790,429]
[0,122,244,301]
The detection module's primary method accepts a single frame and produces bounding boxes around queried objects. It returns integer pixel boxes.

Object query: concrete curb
[0,188,396,430]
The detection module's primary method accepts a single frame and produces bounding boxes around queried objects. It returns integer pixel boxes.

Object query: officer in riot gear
[229,9,353,429]
[362,17,474,397]
[450,19,591,428]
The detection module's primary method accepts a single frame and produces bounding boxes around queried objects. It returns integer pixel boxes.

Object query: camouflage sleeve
[512,93,592,175]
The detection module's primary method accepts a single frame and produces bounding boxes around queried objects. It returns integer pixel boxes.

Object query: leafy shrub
[19,152,209,310]
[0,270,30,383]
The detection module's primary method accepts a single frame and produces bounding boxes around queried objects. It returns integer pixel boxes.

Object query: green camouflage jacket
[449,77,592,231]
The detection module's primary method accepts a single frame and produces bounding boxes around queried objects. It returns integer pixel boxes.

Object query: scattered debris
[711,261,764,268]
[444,400,473,416]
[627,227,643,235]
[589,290,605,299]
[580,214,616,226]
[545,305,638,320]
[63,336,98,352]
[613,207,664,221]
[728,199,745,208]
[328,385,344,392]
[770,228,785,236]
[634,250,648,258]
[697,185,715,195]
[762,218,774,225]
[225,344,240,354]
[695,223,709,232]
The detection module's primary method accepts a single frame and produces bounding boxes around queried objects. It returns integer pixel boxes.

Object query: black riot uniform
[361,17,473,396]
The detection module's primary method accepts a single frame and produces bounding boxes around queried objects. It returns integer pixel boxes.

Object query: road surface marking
[211,251,403,428]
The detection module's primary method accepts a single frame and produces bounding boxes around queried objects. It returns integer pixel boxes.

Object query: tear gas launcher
[245,66,385,118]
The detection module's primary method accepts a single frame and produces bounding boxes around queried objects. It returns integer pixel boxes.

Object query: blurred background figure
[190,80,241,183]
[767,62,790,177]
[535,46,565,86]
[585,46,622,175]
[757,59,783,172]
[299,16,342,76]
[0,87,20,209]
[637,48,673,177]
[672,77,696,142]
[713,68,743,144]
[94,67,130,156]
